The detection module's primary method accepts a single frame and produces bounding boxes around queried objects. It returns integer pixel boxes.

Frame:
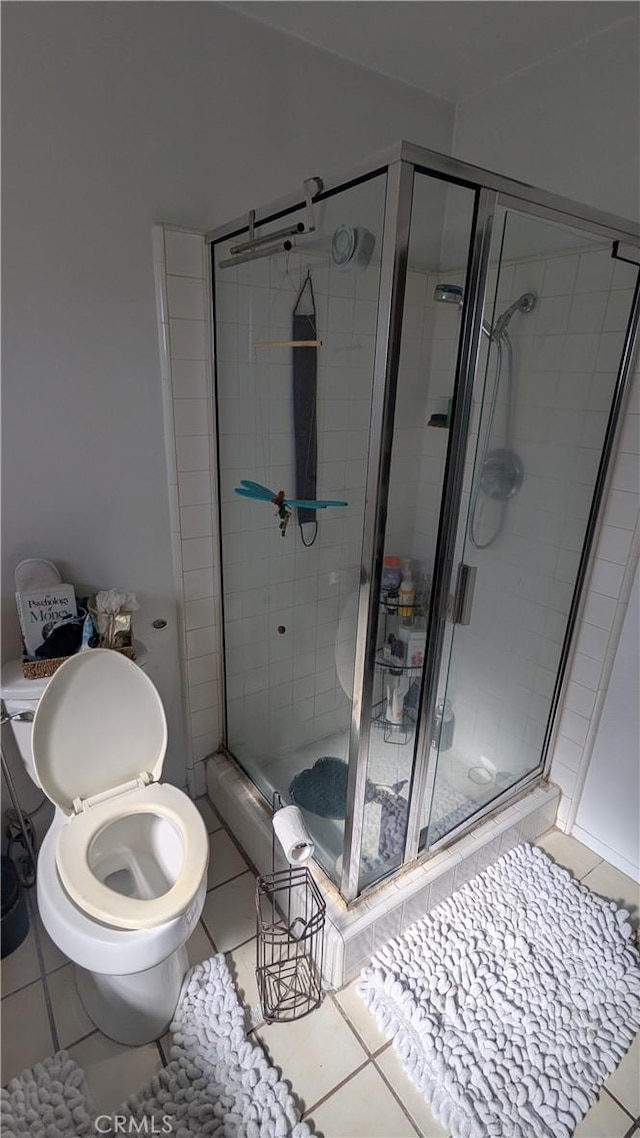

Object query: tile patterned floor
[1,800,639,1138]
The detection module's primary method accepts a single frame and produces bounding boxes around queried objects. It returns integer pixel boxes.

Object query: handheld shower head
[491,292,536,340]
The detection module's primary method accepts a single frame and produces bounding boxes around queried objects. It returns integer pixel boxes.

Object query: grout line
[199,922,256,957]
[27,892,60,1053]
[1,972,46,1001]
[577,856,604,881]
[602,1086,636,1122]
[329,988,380,1055]
[372,1052,422,1137]
[44,959,71,978]
[302,1056,372,1121]
[225,931,257,955]
[67,1028,99,1051]
[206,867,253,893]
[198,916,218,954]
[156,1037,168,1067]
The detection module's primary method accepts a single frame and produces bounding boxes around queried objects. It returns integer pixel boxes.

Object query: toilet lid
[32,650,167,814]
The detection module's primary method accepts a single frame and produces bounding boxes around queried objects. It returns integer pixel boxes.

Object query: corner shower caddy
[209,142,640,907]
[372,599,425,745]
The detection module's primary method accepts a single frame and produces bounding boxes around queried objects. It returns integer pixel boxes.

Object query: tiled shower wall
[155,226,639,846]
[399,246,639,824]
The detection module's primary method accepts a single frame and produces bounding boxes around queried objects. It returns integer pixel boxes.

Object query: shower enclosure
[208,142,639,903]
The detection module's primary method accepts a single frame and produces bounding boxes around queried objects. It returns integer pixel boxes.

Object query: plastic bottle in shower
[398,559,415,622]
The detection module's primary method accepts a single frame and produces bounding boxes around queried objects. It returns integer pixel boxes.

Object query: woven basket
[22,645,136,681]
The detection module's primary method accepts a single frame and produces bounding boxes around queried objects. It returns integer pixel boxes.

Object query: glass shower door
[421,207,639,850]
[213,173,388,885]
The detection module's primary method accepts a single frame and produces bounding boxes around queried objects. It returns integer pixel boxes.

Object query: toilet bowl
[2,649,209,1046]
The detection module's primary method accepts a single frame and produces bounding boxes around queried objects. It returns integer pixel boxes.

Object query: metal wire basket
[256,797,326,1023]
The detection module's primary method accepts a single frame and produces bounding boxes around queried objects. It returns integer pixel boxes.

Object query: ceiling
[224,1,635,103]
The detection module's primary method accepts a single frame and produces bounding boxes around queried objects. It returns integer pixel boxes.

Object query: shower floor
[259,729,506,881]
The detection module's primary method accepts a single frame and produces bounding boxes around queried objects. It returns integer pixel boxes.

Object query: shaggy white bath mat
[123,954,312,1137]
[2,956,312,1138]
[1,1050,94,1136]
[359,843,640,1138]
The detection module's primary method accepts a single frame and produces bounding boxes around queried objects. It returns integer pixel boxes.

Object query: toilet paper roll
[272,805,314,866]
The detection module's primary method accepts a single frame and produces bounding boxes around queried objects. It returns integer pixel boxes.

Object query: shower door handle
[452,563,477,626]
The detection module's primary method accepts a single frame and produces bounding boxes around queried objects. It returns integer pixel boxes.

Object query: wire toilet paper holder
[255,792,326,1023]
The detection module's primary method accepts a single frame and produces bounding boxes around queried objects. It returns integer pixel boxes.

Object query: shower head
[491,292,537,340]
[434,283,464,306]
[433,282,493,340]
[433,283,536,342]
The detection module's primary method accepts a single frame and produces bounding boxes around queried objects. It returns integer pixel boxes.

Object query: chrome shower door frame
[339,159,414,900]
[207,141,640,907]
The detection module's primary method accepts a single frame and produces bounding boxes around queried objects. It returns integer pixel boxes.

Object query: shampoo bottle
[398,559,415,622]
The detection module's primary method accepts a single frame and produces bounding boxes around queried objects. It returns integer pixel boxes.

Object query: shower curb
[205,752,559,988]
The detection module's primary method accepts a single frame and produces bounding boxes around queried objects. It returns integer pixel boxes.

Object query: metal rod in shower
[340,160,415,904]
[403,186,498,864]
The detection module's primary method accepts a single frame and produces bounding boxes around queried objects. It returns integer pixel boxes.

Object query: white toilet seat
[56,781,208,931]
[31,650,209,933]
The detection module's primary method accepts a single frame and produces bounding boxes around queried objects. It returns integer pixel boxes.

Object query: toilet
[1,649,209,1046]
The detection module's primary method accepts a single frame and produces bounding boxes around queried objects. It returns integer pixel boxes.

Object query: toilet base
[75,944,189,1046]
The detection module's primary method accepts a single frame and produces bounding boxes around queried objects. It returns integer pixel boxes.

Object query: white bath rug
[2,956,313,1137]
[123,954,312,1137]
[1,1050,94,1136]
[359,842,640,1138]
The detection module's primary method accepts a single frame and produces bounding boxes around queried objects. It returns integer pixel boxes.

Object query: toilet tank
[1,644,149,788]
[0,661,51,786]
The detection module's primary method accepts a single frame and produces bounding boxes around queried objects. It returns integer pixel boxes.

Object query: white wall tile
[589,558,625,599]
[181,536,214,572]
[164,230,204,278]
[183,567,216,602]
[565,681,597,720]
[558,707,590,748]
[167,275,206,320]
[170,318,207,361]
[171,359,209,399]
[187,653,218,687]
[178,470,213,507]
[173,398,209,436]
[176,435,210,472]
[189,681,218,712]
[185,597,216,630]
[553,733,584,773]
[611,451,640,494]
[582,590,617,631]
[597,524,634,565]
[551,760,577,799]
[605,489,639,530]
[179,504,213,540]
[575,621,609,661]
[570,651,603,691]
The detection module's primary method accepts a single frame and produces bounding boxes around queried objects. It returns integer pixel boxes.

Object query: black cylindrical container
[1,855,30,958]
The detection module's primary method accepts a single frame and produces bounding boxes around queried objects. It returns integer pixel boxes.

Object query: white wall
[1,3,453,792]
[453,16,640,224]
[573,563,640,881]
